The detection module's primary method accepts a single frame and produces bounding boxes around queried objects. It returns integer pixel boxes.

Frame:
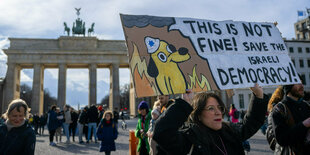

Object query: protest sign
[120,14,300,97]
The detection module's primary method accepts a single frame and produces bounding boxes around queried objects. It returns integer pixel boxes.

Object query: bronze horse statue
[88,23,95,36]
[63,22,70,36]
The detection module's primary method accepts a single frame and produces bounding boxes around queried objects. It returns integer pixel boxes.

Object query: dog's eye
[157,52,167,62]
[167,44,176,53]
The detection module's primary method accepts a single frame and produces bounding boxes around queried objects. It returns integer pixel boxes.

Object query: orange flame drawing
[130,43,159,97]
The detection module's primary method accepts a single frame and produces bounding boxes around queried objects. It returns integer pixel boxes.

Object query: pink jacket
[229,108,239,123]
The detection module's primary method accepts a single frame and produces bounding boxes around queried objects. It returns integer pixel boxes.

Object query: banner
[120,14,300,97]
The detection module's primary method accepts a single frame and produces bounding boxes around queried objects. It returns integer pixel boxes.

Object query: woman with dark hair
[153,84,268,155]
[96,111,118,155]
[0,99,36,154]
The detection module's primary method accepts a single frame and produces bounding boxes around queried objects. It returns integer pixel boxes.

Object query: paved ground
[35,118,273,155]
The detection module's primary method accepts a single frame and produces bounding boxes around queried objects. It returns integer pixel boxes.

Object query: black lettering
[207,22,213,33]
[230,24,238,35]
[262,56,268,63]
[277,68,287,82]
[248,68,258,83]
[183,21,196,33]
[261,24,272,36]
[237,68,250,84]
[270,67,280,82]
[223,39,233,50]
[213,23,222,35]
[248,57,253,65]
[197,37,206,52]
[197,21,208,33]
[228,68,238,85]
[243,42,249,51]
[213,39,223,52]
[262,67,274,84]
[282,66,292,82]
[226,24,231,34]
[254,24,262,36]
[256,68,264,83]
[207,39,213,52]
[255,56,263,64]
[217,69,229,85]
[243,23,254,37]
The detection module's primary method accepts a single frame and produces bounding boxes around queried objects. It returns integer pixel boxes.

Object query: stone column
[3,63,21,113]
[109,63,120,111]
[31,64,44,115]
[57,63,67,108]
[89,64,97,106]
[129,73,136,117]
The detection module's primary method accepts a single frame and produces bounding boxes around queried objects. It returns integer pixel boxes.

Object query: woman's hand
[182,89,194,105]
[250,83,263,99]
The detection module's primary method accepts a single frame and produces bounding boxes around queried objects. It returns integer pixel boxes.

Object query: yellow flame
[188,65,211,91]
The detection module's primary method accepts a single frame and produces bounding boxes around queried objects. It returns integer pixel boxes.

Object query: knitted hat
[138,101,149,110]
[283,85,294,95]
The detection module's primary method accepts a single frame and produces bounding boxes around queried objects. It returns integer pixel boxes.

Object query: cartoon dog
[145,37,191,95]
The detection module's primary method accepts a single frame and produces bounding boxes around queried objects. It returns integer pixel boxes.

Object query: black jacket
[87,106,99,123]
[153,94,268,155]
[0,121,36,155]
[78,110,88,124]
[271,96,310,154]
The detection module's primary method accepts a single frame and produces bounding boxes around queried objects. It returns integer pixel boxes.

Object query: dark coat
[96,119,118,152]
[271,96,310,154]
[0,121,36,155]
[48,110,59,131]
[78,110,87,124]
[153,94,268,155]
[87,106,99,123]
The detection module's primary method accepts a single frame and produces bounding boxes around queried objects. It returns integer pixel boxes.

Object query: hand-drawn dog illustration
[145,37,191,95]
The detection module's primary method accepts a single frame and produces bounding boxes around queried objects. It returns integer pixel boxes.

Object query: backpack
[266,102,294,151]
[233,110,239,119]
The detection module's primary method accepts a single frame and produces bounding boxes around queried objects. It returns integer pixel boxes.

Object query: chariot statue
[62,8,95,37]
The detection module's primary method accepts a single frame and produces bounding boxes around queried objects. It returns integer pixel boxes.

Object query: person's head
[103,111,113,121]
[98,105,103,112]
[56,107,60,113]
[157,95,169,107]
[153,100,161,110]
[138,101,149,116]
[151,108,160,120]
[284,83,304,100]
[190,92,226,131]
[63,105,70,111]
[3,99,29,127]
[51,105,57,111]
[268,86,284,112]
[230,104,236,110]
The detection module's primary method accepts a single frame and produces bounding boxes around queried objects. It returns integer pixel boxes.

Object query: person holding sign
[153,84,268,155]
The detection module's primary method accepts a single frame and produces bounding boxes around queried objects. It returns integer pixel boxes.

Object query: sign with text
[120,14,300,97]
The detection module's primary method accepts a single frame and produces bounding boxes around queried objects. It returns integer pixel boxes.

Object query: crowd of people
[134,81,310,155]
[0,79,310,155]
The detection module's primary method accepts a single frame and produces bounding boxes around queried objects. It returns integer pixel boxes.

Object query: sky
[0,0,308,108]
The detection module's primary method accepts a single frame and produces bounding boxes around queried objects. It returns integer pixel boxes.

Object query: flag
[298,11,304,16]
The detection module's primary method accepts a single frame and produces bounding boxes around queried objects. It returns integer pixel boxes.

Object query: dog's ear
[147,57,158,78]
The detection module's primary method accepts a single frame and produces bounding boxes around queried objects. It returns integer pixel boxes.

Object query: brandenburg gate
[1,36,137,115]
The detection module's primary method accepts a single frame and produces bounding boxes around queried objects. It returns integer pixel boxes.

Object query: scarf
[5,119,25,131]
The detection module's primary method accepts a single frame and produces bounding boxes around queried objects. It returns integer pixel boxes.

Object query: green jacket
[135,110,151,152]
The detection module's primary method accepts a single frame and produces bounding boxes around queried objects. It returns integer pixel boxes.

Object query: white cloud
[0,0,307,39]
[20,70,33,82]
